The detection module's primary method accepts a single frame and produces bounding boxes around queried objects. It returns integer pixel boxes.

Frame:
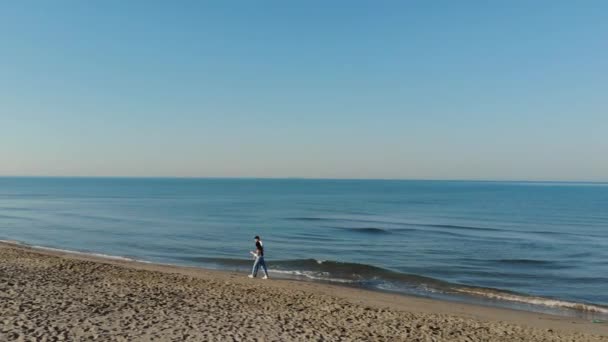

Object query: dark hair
[254,235,260,240]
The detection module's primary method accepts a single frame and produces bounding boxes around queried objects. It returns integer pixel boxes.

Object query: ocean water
[1,177,607,319]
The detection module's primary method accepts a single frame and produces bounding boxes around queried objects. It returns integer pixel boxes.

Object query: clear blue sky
[1,1,606,181]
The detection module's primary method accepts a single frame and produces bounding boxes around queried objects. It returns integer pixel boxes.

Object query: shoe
[248,275,254,278]
[262,276,268,280]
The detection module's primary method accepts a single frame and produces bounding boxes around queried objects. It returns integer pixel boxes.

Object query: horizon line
[1,175,607,184]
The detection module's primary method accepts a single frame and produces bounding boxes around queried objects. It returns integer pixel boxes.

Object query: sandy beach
[0,242,606,341]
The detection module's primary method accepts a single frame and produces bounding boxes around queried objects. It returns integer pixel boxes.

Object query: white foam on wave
[455,288,608,314]
[0,239,23,245]
[1,239,150,264]
[36,245,153,263]
[270,269,355,284]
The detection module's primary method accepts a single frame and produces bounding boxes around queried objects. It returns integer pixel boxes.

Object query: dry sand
[1,242,606,341]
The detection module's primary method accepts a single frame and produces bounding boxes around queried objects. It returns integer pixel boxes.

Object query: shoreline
[1,241,606,341]
[5,239,607,320]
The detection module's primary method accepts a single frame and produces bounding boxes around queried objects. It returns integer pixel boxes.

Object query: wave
[35,246,144,262]
[269,269,357,284]
[528,230,608,238]
[494,259,556,265]
[0,214,36,221]
[286,217,501,232]
[286,217,407,226]
[424,224,502,232]
[0,207,33,211]
[566,251,594,258]
[0,239,24,245]
[187,257,252,267]
[185,257,444,283]
[286,217,331,221]
[56,212,127,223]
[0,240,147,263]
[455,288,608,314]
[323,226,392,234]
[286,217,608,239]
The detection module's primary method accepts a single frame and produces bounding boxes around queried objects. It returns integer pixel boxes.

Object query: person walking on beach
[249,235,269,279]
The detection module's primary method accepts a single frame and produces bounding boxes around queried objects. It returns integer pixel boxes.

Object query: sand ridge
[0,243,606,341]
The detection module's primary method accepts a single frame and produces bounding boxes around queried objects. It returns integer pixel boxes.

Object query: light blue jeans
[251,256,268,277]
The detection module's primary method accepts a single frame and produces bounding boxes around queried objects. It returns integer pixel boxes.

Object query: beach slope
[1,242,606,341]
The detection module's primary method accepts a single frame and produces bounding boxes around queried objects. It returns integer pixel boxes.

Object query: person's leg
[260,257,268,277]
[251,257,260,277]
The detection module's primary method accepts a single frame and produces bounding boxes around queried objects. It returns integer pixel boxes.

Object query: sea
[1,177,607,319]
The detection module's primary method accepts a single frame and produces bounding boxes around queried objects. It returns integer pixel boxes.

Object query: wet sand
[1,241,606,341]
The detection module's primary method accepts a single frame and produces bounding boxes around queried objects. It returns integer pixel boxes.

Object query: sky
[1,1,607,181]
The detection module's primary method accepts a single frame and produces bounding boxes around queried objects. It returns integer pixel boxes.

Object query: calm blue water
[1,177,607,318]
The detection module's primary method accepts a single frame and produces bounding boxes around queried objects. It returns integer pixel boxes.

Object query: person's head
[254,235,260,242]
